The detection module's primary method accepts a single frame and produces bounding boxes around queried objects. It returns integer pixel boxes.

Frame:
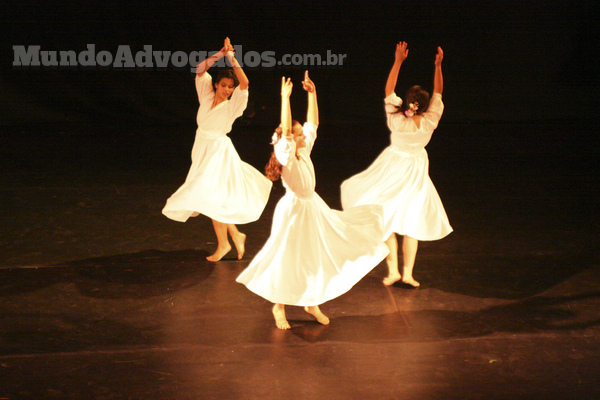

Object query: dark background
[0,0,598,268]
[2,0,598,130]
[1,4,600,399]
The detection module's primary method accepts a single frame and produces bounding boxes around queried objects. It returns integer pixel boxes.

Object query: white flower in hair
[404,102,419,118]
[271,132,280,145]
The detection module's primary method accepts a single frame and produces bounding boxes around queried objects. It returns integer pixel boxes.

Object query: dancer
[341,42,452,288]
[237,72,389,330]
[162,38,272,262]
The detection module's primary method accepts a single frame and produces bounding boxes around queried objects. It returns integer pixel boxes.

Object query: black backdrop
[1,0,598,129]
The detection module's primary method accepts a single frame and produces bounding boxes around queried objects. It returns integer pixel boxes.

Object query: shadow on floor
[400,253,599,300]
[0,249,212,299]
[292,291,600,343]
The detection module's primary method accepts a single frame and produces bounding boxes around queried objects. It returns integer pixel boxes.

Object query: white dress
[340,93,452,241]
[236,123,389,306]
[162,73,272,224]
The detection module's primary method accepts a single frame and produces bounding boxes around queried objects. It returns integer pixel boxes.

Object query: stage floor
[1,121,599,399]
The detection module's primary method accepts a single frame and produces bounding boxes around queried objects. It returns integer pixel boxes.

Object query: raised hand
[435,46,443,66]
[433,47,443,95]
[197,38,230,75]
[395,41,409,63]
[304,71,319,125]
[221,37,232,54]
[302,70,316,93]
[280,77,293,135]
[281,77,293,98]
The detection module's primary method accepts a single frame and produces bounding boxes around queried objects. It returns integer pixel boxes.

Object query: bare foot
[304,306,330,326]
[383,273,402,286]
[401,277,420,288]
[273,305,291,330]
[232,232,246,260]
[206,244,231,262]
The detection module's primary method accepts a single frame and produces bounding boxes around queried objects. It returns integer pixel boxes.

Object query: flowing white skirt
[236,191,389,306]
[341,147,452,241]
[162,133,272,224]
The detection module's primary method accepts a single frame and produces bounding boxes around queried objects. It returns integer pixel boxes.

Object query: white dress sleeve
[227,85,249,120]
[421,93,444,131]
[384,92,403,114]
[195,73,213,104]
[385,93,411,133]
[274,134,296,167]
[302,122,318,154]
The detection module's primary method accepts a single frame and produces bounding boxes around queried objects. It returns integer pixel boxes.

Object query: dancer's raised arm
[196,37,230,77]
[433,47,443,96]
[302,70,319,126]
[226,38,249,91]
[280,77,293,136]
[385,41,409,97]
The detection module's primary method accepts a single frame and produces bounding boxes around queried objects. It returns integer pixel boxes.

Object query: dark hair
[264,120,301,181]
[400,85,430,115]
[265,127,284,181]
[215,68,239,87]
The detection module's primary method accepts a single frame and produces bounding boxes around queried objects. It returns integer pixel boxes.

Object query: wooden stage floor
[1,120,598,399]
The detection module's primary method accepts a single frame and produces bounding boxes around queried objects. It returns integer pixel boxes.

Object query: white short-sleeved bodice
[237,123,389,306]
[275,123,317,200]
[340,93,452,241]
[162,73,272,224]
[385,92,444,154]
[194,73,247,136]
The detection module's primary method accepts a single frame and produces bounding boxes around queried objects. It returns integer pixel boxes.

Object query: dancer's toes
[304,306,330,326]
[272,305,291,330]
[382,274,402,286]
[206,244,231,262]
[401,277,420,288]
[233,233,246,260]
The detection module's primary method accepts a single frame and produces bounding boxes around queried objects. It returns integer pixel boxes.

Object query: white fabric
[237,123,389,306]
[162,73,272,223]
[384,92,402,114]
[341,93,452,241]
